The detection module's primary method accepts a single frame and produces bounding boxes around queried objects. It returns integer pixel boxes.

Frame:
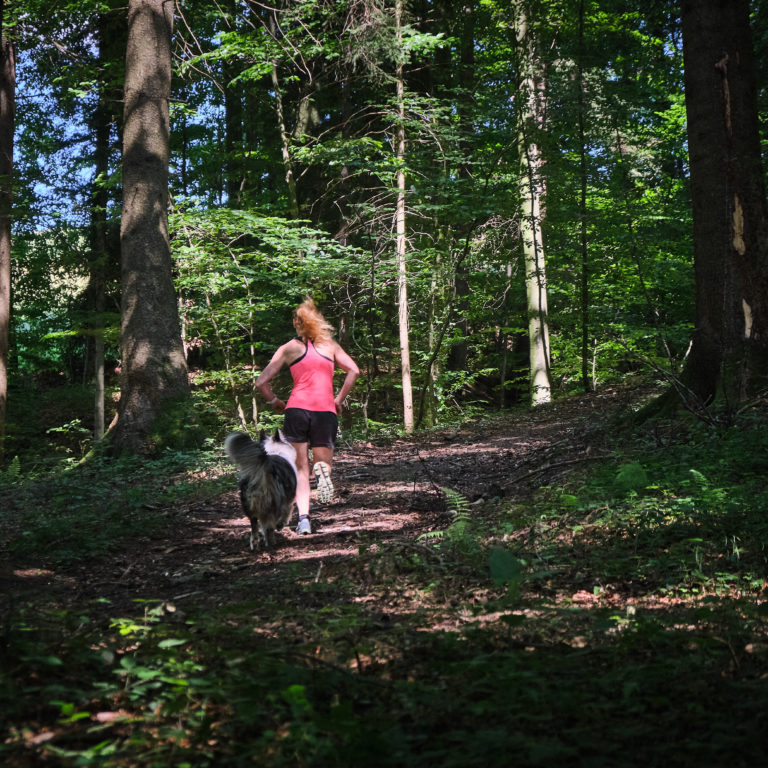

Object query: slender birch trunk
[395,0,414,433]
[516,3,551,406]
[577,0,591,393]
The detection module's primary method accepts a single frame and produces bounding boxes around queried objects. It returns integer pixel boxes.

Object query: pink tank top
[285,339,336,413]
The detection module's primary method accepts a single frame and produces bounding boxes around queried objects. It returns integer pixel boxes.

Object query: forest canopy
[0,0,766,460]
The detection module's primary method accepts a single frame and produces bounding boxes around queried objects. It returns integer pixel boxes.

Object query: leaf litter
[2,384,768,766]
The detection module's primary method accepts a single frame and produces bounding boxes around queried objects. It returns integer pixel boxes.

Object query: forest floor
[3,384,768,767]
[7,386,633,618]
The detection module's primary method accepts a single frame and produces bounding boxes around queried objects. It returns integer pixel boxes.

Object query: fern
[418,488,471,543]
[418,489,482,559]
[418,529,446,541]
[1,455,21,484]
[689,468,708,488]
[443,487,470,516]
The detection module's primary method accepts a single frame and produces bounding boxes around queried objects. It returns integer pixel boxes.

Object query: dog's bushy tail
[225,431,266,470]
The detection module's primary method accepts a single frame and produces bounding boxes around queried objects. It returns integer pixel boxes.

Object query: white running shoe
[296,516,311,535]
[312,461,334,504]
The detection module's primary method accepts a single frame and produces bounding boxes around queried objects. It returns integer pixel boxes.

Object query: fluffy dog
[224,430,298,550]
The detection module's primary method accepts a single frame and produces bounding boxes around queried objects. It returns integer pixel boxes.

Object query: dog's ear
[274,428,284,443]
[259,429,266,442]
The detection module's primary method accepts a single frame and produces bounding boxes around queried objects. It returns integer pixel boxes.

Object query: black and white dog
[224,430,298,550]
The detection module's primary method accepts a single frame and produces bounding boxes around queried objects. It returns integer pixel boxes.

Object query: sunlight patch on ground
[271,544,361,562]
[13,568,55,578]
[344,478,434,493]
[213,517,250,528]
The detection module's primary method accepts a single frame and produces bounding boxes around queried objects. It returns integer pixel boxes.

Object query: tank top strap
[308,338,334,363]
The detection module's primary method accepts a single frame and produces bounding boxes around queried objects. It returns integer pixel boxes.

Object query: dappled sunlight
[5,388,768,765]
[13,568,55,579]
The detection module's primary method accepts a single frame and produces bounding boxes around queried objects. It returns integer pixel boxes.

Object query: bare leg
[311,446,334,503]
[292,442,311,519]
[311,446,334,472]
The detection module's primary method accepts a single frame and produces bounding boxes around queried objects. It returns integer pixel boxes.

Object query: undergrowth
[2,403,768,766]
[0,446,232,565]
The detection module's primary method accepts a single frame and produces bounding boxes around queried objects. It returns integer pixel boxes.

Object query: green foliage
[1,455,21,482]
[418,488,486,560]
[1,448,231,565]
[145,395,207,454]
[4,404,768,765]
[613,460,648,495]
[172,206,360,359]
[488,546,526,602]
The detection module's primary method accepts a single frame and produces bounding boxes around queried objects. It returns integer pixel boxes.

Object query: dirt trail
[10,388,636,617]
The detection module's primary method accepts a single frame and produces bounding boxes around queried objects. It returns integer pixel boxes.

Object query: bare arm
[256,343,293,413]
[333,345,360,414]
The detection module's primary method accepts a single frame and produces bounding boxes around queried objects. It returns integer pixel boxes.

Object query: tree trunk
[395,0,414,434]
[89,11,116,443]
[446,2,474,375]
[224,72,244,207]
[577,0,591,393]
[516,3,551,406]
[268,13,300,219]
[680,0,768,407]
[112,0,190,454]
[90,109,108,443]
[499,261,513,407]
[271,70,299,218]
[0,5,14,467]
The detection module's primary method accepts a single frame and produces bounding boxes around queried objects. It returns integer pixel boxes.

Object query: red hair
[293,297,334,343]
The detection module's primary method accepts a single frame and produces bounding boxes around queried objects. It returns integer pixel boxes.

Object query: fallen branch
[509,453,612,485]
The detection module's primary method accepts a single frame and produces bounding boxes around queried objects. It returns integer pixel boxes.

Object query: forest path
[8,384,768,768]
[40,386,639,618]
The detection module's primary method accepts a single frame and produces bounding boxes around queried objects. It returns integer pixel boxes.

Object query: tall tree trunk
[224,72,243,207]
[680,0,768,407]
[89,9,120,442]
[395,0,414,434]
[0,4,14,467]
[223,0,243,208]
[267,11,299,218]
[499,261,514,407]
[446,2,475,374]
[516,3,551,406]
[271,78,299,216]
[112,0,190,454]
[577,0,591,393]
[90,86,109,442]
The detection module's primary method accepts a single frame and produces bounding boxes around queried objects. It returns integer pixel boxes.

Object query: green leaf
[157,638,187,649]
[614,462,648,494]
[489,547,524,585]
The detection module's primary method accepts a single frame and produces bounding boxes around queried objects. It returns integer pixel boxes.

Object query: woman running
[256,297,359,534]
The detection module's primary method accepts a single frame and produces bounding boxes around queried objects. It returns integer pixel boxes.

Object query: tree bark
[89,10,120,443]
[0,4,15,467]
[577,0,591,393]
[223,0,244,208]
[90,97,108,442]
[446,3,475,375]
[680,0,768,406]
[112,0,190,454]
[515,2,551,406]
[224,72,244,207]
[395,0,414,434]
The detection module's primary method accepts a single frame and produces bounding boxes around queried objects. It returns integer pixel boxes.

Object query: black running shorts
[283,408,338,448]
